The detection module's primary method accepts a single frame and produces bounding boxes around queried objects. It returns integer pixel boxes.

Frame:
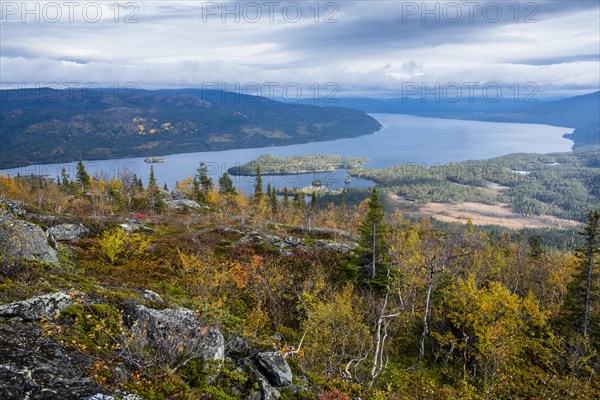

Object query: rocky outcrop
[229,228,357,256]
[169,189,189,200]
[124,303,224,363]
[49,223,88,241]
[0,215,59,264]
[85,391,144,400]
[0,199,26,217]
[0,320,109,400]
[164,199,202,211]
[119,218,147,232]
[255,352,293,387]
[225,337,294,400]
[140,289,164,304]
[0,292,72,321]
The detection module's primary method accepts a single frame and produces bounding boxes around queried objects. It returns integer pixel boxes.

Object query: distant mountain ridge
[317,91,600,148]
[0,88,382,169]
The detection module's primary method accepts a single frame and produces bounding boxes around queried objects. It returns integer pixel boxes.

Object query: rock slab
[255,351,293,387]
[49,223,88,241]
[0,216,59,264]
[124,303,225,363]
[0,292,72,321]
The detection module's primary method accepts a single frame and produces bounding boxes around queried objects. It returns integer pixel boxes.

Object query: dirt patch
[416,202,581,229]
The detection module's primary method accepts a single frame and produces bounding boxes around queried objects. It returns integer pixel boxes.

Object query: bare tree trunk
[370,270,402,386]
[419,277,433,359]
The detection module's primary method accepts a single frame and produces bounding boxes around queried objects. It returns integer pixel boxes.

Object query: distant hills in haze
[0,88,382,169]
[322,91,600,148]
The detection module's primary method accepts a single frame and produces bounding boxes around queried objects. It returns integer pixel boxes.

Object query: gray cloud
[0,0,598,97]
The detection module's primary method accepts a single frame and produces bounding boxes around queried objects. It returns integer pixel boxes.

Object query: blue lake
[0,114,574,194]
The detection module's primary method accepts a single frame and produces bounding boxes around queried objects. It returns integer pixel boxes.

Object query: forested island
[227,154,368,175]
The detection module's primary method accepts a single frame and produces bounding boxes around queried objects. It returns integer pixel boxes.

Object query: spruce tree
[293,192,303,208]
[282,187,290,208]
[60,167,70,187]
[253,165,264,203]
[75,161,90,190]
[147,166,164,212]
[194,161,212,204]
[218,172,236,195]
[269,185,278,212]
[357,188,390,283]
[148,166,158,190]
[563,210,600,338]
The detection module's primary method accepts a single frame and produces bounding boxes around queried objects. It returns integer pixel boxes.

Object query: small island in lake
[144,157,166,163]
[227,154,368,175]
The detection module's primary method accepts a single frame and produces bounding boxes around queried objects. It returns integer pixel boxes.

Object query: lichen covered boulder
[0,292,72,321]
[0,216,59,264]
[49,223,88,241]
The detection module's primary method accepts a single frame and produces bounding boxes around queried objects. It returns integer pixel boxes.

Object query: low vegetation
[1,160,600,399]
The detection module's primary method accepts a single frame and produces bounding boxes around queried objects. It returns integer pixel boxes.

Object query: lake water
[0,114,574,194]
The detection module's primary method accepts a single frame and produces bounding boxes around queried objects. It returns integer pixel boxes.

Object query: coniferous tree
[282,187,290,208]
[310,191,317,210]
[562,210,600,342]
[253,165,264,203]
[75,161,90,190]
[193,161,212,204]
[357,188,390,282]
[293,192,303,208]
[147,166,164,212]
[269,185,278,212]
[148,166,158,191]
[218,172,235,195]
[60,167,70,187]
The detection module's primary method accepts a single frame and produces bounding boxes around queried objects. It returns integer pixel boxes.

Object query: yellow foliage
[98,227,150,265]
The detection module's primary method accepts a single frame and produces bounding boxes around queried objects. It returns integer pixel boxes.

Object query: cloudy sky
[1,0,599,98]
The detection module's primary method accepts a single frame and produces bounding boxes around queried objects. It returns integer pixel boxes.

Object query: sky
[1,0,599,100]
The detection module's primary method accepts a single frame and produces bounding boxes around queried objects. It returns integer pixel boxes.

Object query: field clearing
[418,202,582,229]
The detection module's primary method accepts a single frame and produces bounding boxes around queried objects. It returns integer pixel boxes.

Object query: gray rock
[219,227,243,235]
[244,359,281,400]
[124,304,224,363]
[0,216,59,264]
[226,336,252,357]
[0,292,72,321]
[0,199,26,217]
[255,351,293,387]
[85,395,115,400]
[0,320,109,400]
[283,237,303,247]
[49,223,88,241]
[255,370,281,400]
[118,218,146,232]
[164,199,202,211]
[26,213,60,224]
[140,289,164,304]
[170,189,188,200]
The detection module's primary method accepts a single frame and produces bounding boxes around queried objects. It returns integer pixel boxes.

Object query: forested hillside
[1,165,599,399]
[351,149,600,222]
[0,88,381,169]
